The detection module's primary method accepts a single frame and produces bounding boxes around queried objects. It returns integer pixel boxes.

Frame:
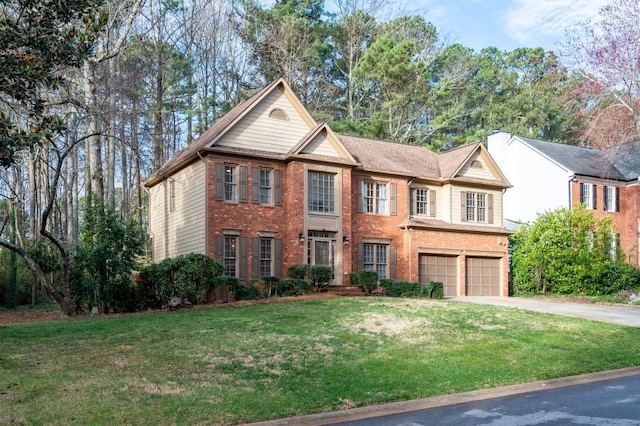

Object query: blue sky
[406,0,609,52]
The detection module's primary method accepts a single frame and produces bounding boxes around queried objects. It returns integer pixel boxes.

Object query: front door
[308,231,336,280]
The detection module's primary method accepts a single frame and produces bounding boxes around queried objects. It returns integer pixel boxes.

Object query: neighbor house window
[579,182,596,209]
[224,164,237,201]
[260,169,272,205]
[462,191,493,223]
[223,236,238,277]
[362,181,387,214]
[603,186,619,212]
[308,171,334,213]
[259,238,273,277]
[363,243,388,280]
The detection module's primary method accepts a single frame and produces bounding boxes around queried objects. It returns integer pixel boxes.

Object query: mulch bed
[0,293,340,325]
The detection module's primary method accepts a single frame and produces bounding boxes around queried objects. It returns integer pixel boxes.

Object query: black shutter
[215,163,224,201]
[592,184,597,209]
[274,170,282,206]
[252,237,260,278]
[579,183,585,204]
[252,168,260,204]
[239,166,248,203]
[239,236,248,279]
[389,245,397,279]
[615,188,620,212]
[603,186,608,211]
[274,239,283,277]
[390,183,397,216]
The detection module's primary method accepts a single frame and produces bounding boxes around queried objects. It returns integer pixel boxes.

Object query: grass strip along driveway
[2,297,640,425]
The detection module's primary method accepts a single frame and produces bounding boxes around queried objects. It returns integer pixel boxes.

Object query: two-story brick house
[144,79,512,296]
[488,132,640,265]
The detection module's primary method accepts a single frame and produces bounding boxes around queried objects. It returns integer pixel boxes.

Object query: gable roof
[339,135,509,186]
[145,79,300,186]
[517,136,628,181]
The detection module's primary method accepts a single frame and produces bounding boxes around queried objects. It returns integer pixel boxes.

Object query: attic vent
[471,160,482,169]
[269,108,289,120]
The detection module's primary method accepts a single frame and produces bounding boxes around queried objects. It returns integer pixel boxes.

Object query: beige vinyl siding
[149,160,207,262]
[216,88,313,154]
[451,186,503,226]
[301,134,341,157]
[458,152,496,180]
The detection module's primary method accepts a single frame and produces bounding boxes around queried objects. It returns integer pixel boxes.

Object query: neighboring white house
[487,132,627,225]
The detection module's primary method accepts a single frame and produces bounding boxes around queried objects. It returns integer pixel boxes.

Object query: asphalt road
[330,371,640,426]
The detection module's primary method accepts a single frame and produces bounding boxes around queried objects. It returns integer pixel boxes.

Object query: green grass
[2,297,640,425]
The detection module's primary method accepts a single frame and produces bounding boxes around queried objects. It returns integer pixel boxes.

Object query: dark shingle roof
[519,136,628,181]
[606,140,640,180]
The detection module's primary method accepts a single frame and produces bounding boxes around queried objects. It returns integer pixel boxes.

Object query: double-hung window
[308,171,335,213]
[363,181,387,214]
[223,236,238,277]
[363,243,388,280]
[224,165,237,201]
[259,238,273,277]
[415,188,429,215]
[462,191,492,223]
[603,186,619,212]
[259,169,272,205]
[579,182,596,209]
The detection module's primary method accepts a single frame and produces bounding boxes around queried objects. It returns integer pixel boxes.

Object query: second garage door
[418,255,458,297]
[465,257,501,296]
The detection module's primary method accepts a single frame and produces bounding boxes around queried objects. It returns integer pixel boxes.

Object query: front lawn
[2,297,639,425]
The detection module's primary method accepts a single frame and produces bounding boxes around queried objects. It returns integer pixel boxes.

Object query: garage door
[419,255,458,297]
[465,257,501,296]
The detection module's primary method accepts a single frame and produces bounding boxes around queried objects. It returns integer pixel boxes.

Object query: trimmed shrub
[309,265,332,292]
[380,279,421,297]
[277,278,309,296]
[288,264,309,279]
[596,263,640,295]
[357,269,379,294]
[138,253,224,308]
[261,276,280,298]
[425,281,444,299]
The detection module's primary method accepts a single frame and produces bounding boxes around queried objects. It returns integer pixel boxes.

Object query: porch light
[299,232,305,242]
[343,235,350,244]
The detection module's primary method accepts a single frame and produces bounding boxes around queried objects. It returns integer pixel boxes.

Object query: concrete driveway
[447,296,640,327]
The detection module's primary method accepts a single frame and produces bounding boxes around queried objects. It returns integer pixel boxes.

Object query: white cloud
[504,0,607,45]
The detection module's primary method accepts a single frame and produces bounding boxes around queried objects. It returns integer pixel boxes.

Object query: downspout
[406,178,415,281]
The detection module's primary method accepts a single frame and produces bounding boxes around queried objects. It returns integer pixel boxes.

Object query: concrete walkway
[447,296,640,327]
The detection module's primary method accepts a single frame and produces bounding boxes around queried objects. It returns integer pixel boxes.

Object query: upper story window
[461,191,493,224]
[260,169,272,205]
[308,171,335,213]
[362,181,387,214]
[603,186,619,212]
[579,182,596,209]
[411,187,436,217]
[224,164,237,201]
